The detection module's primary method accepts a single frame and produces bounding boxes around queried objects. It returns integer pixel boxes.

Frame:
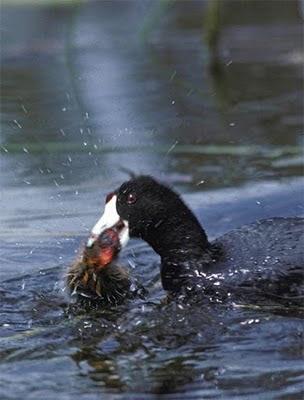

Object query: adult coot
[87,176,304,304]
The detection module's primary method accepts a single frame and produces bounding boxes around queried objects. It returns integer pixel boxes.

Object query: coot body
[163,217,303,303]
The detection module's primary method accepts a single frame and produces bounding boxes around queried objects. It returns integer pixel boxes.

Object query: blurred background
[0,1,303,399]
[1,0,303,202]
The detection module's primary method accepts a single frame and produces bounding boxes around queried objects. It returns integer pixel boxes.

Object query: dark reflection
[68,296,222,394]
[72,347,126,392]
[152,358,201,394]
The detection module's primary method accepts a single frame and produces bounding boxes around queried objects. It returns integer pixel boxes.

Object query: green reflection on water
[1,142,302,158]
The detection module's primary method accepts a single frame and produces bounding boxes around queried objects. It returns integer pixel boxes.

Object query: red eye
[105,192,115,204]
[127,192,137,205]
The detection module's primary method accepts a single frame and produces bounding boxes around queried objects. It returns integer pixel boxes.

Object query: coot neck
[142,210,211,263]
[136,199,217,292]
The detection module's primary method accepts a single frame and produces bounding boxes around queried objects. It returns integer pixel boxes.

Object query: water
[0,1,303,399]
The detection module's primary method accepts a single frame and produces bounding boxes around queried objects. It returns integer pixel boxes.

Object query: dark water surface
[1,1,303,399]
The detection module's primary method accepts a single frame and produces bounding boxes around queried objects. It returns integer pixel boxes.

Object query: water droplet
[21,104,28,113]
[166,140,178,154]
[14,119,22,128]
[169,70,176,81]
[196,180,205,186]
[84,321,92,329]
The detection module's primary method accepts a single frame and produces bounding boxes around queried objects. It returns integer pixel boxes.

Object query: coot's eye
[127,192,137,205]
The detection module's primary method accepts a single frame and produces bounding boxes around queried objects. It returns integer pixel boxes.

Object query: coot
[87,176,304,303]
[67,224,131,304]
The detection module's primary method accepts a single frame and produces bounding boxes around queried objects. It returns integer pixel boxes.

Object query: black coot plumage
[87,176,304,304]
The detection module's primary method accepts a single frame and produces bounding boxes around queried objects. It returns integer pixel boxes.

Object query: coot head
[88,176,210,259]
[87,176,217,291]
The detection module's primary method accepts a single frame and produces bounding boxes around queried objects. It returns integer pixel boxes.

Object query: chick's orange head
[83,228,121,268]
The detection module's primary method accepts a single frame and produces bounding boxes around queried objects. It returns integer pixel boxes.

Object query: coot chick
[87,176,304,304]
[67,224,131,305]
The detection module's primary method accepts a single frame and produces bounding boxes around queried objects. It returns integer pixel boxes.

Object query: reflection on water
[1,239,304,398]
[0,0,303,399]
